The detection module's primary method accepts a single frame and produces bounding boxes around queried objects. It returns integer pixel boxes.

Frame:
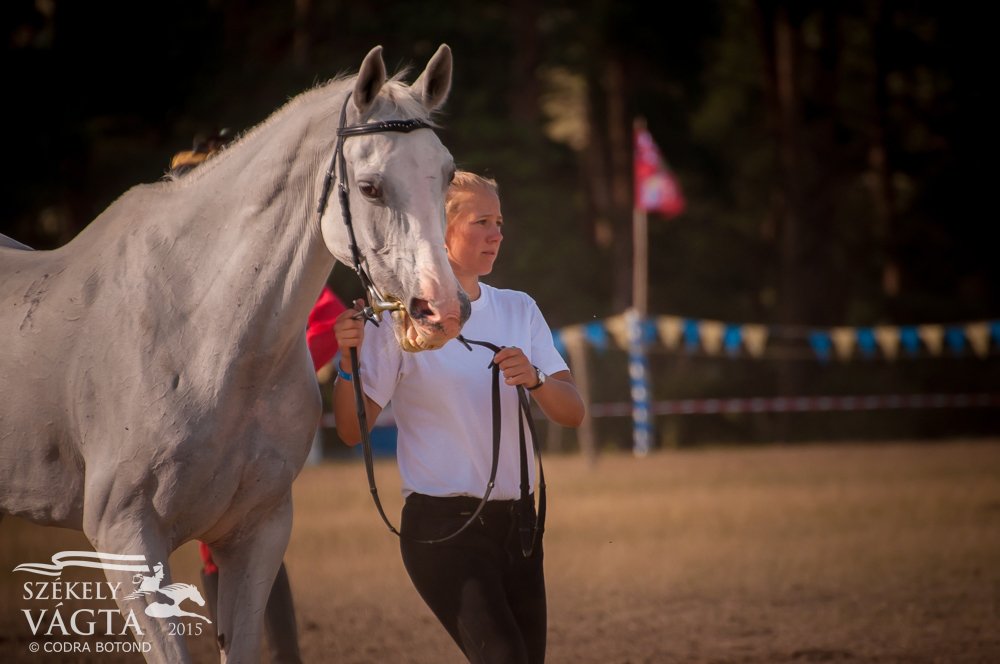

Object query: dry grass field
[2,439,999,663]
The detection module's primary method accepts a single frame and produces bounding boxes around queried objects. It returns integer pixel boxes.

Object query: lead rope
[350,335,544,554]
[459,336,546,557]
[515,371,546,557]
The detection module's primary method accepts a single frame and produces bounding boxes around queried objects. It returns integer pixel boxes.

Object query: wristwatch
[526,366,546,391]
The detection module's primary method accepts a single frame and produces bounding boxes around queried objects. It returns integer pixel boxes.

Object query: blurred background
[2,0,996,452]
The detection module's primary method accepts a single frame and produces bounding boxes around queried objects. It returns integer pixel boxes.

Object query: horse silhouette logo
[124,561,212,623]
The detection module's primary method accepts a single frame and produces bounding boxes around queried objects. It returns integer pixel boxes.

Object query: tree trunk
[604,54,633,313]
[508,0,540,125]
[292,0,312,68]
[582,58,614,265]
[756,0,806,439]
[869,0,899,302]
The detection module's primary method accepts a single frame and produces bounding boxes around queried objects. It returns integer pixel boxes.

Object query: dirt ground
[2,439,999,663]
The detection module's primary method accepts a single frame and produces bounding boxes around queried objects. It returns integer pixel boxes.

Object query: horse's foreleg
[82,478,192,664]
[211,497,293,664]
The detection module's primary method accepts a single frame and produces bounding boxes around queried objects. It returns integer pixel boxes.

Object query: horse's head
[320,44,470,352]
[186,585,206,607]
[162,583,206,606]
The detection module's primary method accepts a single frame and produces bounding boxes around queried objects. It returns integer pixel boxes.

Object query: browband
[337,118,432,137]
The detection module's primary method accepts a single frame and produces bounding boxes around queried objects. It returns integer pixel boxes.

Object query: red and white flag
[634,125,685,218]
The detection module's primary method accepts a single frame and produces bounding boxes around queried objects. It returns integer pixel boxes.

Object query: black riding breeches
[399,493,546,664]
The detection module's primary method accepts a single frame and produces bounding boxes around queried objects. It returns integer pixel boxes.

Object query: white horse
[0,44,467,662]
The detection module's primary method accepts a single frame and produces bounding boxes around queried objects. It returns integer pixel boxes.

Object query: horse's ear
[354,45,387,115]
[411,44,452,112]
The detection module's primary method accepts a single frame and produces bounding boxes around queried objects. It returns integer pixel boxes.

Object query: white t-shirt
[359,283,569,500]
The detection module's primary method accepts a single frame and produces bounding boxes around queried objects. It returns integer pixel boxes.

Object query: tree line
[4,0,994,444]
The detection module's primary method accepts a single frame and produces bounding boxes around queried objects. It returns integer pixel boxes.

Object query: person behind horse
[171,131,347,664]
[333,171,585,663]
[168,128,234,175]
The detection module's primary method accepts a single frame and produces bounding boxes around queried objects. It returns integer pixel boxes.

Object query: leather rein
[317,92,545,555]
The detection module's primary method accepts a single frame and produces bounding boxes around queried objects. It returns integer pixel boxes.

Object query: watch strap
[526,366,545,391]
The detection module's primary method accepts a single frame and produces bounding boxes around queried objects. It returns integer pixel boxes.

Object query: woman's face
[445,186,503,279]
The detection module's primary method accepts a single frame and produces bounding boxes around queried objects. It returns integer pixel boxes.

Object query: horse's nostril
[409,298,435,320]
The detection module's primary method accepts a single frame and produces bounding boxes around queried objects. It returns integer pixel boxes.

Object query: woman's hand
[493,346,540,389]
[495,346,586,427]
[331,298,383,444]
[334,299,366,348]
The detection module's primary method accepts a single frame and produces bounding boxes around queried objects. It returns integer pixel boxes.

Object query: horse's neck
[152,107,336,363]
[195,191,332,362]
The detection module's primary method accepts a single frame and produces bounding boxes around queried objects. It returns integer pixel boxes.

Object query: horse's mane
[366,68,439,124]
[163,68,436,185]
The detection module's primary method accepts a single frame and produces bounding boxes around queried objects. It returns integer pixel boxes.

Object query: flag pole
[630,116,653,457]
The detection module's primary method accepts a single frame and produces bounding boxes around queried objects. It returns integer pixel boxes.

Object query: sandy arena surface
[2,440,999,663]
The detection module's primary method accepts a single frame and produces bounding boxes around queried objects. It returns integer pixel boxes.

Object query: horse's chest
[216,376,318,443]
[208,378,317,475]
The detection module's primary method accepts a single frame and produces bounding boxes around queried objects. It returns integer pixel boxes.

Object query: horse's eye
[358,181,381,199]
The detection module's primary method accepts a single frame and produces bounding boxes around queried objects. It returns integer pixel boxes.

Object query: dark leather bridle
[316,91,545,555]
[317,91,431,325]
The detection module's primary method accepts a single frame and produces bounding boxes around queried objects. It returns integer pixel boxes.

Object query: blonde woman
[333,171,584,663]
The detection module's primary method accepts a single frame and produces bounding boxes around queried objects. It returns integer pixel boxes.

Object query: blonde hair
[445,171,499,223]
